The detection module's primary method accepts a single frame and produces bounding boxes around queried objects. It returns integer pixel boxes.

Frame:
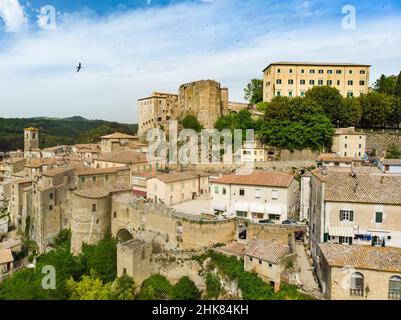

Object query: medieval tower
[24,127,40,158]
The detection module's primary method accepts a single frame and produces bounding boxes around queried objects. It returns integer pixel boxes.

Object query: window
[268,263,273,268]
[328,70,333,74]
[301,69,305,74]
[348,80,353,85]
[105,175,108,181]
[289,69,293,74]
[349,70,353,74]
[288,91,293,97]
[309,80,315,85]
[214,186,219,194]
[236,211,247,218]
[249,257,253,262]
[80,177,85,183]
[318,80,323,85]
[337,80,341,85]
[49,205,53,211]
[350,272,364,296]
[114,212,117,218]
[359,80,365,86]
[222,188,227,195]
[269,214,280,220]
[49,193,53,200]
[318,69,324,74]
[272,190,279,199]
[360,70,366,75]
[92,204,97,212]
[344,144,347,148]
[276,79,282,85]
[288,79,294,85]
[347,91,353,97]
[327,80,333,85]
[389,276,401,300]
[300,79,306,85]
[276,91,281,97]
[259,260,262,265]
[336,70,342,74]
[239,188,245,196]
[309,69,315,74]
[92,176,96,183]
[375,212,383,223]
[344,152,347,156]
[255,189,261,199]
[340,210,353,221]
[300,91,305,97]
[277,69,281,73]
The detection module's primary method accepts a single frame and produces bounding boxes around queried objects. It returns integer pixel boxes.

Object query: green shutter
[323,233,329,242]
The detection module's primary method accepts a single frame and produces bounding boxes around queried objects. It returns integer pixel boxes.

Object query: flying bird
[76,62,82,73]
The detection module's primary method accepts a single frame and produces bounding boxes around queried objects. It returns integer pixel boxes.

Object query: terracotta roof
[25,157,63,168]
[319,243,401,272]
[212,171,294,188]
[382,159,401,166]
[317,170,401,205]
[244,239,289,264]
[152,172,208,183]
[0,248,14,264]
[42,166,74,177]
[42,145,69,152]
[76,166,129,176]
[263,62,371,71]
[0,239,21,250]
[215,242,246,258]
[74,144,101,152]
[316,153,358,163]
[96,150,147,164]
[100,132,137,139]
[73,183,132,199]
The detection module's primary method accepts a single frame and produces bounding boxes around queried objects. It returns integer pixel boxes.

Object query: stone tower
[24,127,40,158]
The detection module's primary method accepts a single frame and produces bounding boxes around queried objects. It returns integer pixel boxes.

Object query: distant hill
[0,117,138,152]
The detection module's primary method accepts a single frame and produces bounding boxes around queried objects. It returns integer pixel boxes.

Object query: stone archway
[116,228,134,243]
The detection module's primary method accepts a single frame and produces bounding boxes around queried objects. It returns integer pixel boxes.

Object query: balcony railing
[350,288,364,296]
[388,290,401,300]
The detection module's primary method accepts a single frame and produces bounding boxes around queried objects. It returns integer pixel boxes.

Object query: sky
[0,0,401,123]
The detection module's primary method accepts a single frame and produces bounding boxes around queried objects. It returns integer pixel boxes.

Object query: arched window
[389,276,401,300]
[350,272,364,296]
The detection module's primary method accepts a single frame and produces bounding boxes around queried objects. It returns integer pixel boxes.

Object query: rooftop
[212,171,294,188]
[263,62,371,71]
[153,171,208,183]
[25,157,63,168]
[316,153,359,163]
[319,243,401,272]
[0,248,14,264]
[100,132,138,139]
[73,183,132,199]
[42,166,74,177]
[76,165,129,176]
[215,241,246,258]
[382,159,401,166]
[96,150,147,164]
[311,169,401,205]
[244,239,289,264]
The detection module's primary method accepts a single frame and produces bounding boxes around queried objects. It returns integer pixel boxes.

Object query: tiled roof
[215,242,246,258]
[263,62,371,71]
[96,150,147,164]
[73,183,132,199]
[42,166,74,177]
[25,158,63,168]
[100,132,137,139]
[319,243,401,272]
[212,171,294,188]
[316,153,358,162]
[0,248,14,264]
[244,239,289,264]
[75,166,129,176]
[315,170,401,205]
[153,172,208,183]
[382,159,401,166]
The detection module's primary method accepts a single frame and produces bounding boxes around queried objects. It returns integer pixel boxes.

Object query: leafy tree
[111,275,135,300]
[81,233,118,283]
[137,274,173,300]
[373,74,397,95]
[340,97,362,127]
[66,271,113,300]
[181,115,203,133]
[215,109,257,140]
[359,92,394,128]
[386,143,401,159]
[244,79,263,104]
[172,276,200,300]
[395,71,401,97]
[205,273,221,299]
[305,86,343,124]
[0,268,38,300]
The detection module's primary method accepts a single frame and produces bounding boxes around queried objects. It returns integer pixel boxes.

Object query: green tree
[81,233,118,283]
[214,109,257,140]
[386,143,401,159]
[305,86,343,124]
[0,268,38,300]
[373,74,397,95]
[172,276,200,300]
[137,274,173,300]
[340,97,362,127]
[395,71,401,97]
[111,275,135,300]
[181,115,203,132]
[205,273,221,299]
[244,79,263,104]
[359,92,394,128]
[66,271,113,300]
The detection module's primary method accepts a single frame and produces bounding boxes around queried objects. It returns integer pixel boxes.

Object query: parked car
[282,219,298,225]
[259,219,275,224]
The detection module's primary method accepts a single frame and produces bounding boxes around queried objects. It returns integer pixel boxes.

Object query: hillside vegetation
[0,116,138,152]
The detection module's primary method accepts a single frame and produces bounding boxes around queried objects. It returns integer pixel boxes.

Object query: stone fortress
[137,79,254,137]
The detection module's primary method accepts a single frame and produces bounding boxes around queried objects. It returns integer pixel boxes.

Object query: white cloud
[0,1,400,123]
[0,0,26,32]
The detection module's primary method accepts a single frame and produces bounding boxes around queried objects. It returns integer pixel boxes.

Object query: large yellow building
[263,62,371,101]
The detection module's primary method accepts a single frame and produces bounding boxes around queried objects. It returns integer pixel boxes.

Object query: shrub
[205,273,221,299]
[172,276,200,300]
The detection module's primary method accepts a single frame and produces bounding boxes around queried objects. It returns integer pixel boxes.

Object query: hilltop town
[0,62,401,300]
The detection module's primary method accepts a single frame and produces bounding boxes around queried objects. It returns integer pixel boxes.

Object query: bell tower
[24,127,39,157]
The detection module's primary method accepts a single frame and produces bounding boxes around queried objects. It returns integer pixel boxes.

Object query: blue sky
[0,0,401,123]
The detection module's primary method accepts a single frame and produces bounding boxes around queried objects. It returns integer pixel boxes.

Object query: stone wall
[365,132,401,155]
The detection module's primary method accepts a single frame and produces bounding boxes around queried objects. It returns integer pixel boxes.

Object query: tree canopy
[181,115,204,132]
[244,79,263,104]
